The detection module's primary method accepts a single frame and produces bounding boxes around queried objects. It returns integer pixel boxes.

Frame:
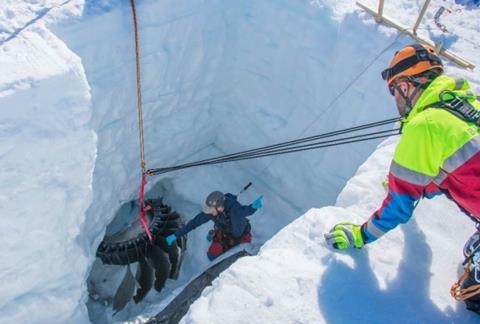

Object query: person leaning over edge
[324,43,480,314]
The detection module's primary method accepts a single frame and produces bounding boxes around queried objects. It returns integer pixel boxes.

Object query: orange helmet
[381,44,443,86]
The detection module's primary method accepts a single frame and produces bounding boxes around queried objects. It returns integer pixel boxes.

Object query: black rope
[174,117,401,169]
[154,131,399,175]
[147,117,401,176]
[149,119,401,175]
[154,117,401,170]
[153,128,400,174]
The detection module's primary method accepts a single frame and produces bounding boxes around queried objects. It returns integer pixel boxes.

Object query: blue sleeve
[361,162,441,243]
[175,212,210,237]
[243,204,257,216]
[225,193,238,201]
[229,204,257,238]
[225,193,256,216]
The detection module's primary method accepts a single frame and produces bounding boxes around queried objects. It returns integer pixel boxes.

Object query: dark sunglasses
[381,68,393,82]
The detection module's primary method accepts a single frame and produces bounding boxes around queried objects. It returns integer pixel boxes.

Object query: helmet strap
[392,79,425,117]
[406,82,424,114]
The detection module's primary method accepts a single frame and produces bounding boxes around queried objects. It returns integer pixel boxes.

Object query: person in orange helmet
[325,43,480,314]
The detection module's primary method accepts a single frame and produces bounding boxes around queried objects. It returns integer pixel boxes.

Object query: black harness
[214,206,251,246]
[425,91,480,225]
[425,90,480,126]
[214,210,232,235]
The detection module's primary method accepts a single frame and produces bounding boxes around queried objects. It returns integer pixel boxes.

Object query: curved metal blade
[168,243,181,279]
[147,244,171,292]
[112,264,136,314]
[133,255,154,304]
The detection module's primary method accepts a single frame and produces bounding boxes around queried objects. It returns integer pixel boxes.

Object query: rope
[152,130,399,174]
[138,174,153,243]
[147,117,401,176]
[134,9,404,179]
[451,259,480,301]
[297,34,403,139]
[144,22,404,178]
[156,117,399,170]
[130,0,153,242]
[130,0,146,173]
[252,33,404,180]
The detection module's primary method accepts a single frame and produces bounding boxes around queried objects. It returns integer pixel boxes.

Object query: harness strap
[425,90,480,126]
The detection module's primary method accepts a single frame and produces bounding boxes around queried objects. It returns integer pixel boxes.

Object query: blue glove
[206,230,214,242]
[251,196,263,209]
[166,234,177,246]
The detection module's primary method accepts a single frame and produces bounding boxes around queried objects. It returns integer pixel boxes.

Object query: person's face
[212,206,224,216]
[206,205,224,216]
[390,79,414,117]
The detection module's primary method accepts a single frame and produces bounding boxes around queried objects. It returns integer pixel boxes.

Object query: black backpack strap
[424,90,480,126]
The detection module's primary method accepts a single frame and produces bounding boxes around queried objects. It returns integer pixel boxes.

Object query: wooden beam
[434,40,444,54]
[413,0,431,35]
[356,1,475,70]
[376,0,385,23]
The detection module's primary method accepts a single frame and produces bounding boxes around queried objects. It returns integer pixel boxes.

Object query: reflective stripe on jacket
[362,75,480,243]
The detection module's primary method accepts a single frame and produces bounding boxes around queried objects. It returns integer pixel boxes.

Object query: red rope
[130,0,152,242]
[138,173,153,243]
[451,259,480,301]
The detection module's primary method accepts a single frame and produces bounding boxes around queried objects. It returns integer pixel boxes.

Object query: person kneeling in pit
[165,191,263,260]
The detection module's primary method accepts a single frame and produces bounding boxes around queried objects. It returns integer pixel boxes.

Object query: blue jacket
[175,193,257,238]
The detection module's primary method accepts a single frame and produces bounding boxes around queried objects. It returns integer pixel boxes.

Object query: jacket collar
[402,75,473,124]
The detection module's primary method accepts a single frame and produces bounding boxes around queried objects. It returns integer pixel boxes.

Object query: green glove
[324,222,364,250]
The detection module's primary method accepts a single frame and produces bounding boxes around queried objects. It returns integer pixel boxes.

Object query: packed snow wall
[0,1,95,323]
[1,0,407,322]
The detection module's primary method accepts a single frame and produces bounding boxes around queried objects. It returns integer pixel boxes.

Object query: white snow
[0,0,479,323]
[182,138,479,323]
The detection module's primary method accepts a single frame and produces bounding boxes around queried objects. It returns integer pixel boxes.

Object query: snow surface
[0,0,479,323]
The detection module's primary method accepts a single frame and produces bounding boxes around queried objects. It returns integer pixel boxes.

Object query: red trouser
[207,230,252,260]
